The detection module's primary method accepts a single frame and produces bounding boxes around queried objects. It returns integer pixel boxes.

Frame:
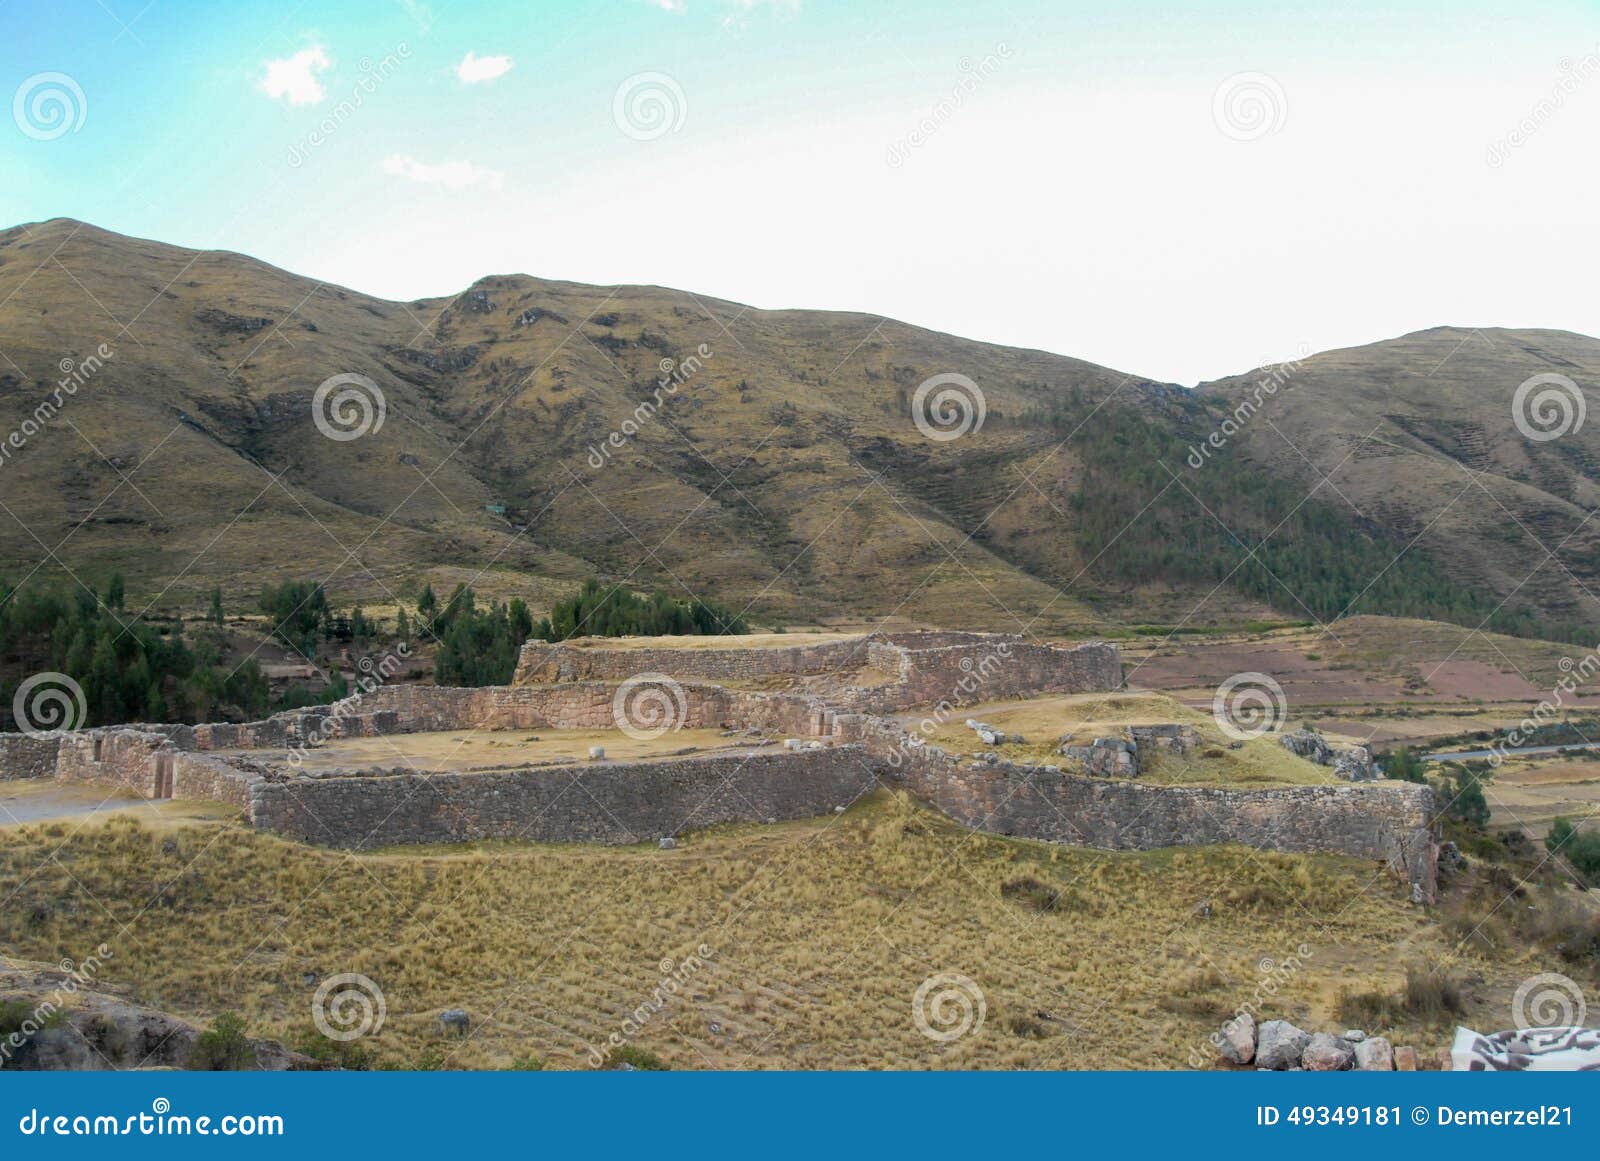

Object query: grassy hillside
[0,218,1593,643]
[0,795,1526,1070]
[1199,328,1600,644]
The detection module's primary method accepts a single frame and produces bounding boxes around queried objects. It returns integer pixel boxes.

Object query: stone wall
[250,745,877,849]
[511,633,1124,714]
[0,734,63,780]
[170,752,256,809]
[847,639,1124,713]
[56,730,171,797]
[514,636,875,685]
[847,718,1439,901]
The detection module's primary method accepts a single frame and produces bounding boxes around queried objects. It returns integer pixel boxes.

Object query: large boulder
[1256,1020,1310,1070]
[1213,1012,1256,1065]
[1278,729,1333,764]
[8,1024,100,1071]
[1354,1036,1395,1071]
[1302,1032,1355,1071]
[1332,746,1379,781]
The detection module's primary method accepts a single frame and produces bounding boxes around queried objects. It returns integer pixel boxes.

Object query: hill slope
[0,219,1593,642]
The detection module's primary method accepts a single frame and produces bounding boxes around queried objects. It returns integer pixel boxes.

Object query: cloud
[456,51,513,84]
[259,46,332,105]
[381,154,504,192]
[643,0,687,10]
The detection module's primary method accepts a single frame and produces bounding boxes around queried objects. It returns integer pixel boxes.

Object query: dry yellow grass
[560,631,865,651]
[0,792,1518,1070]
[914,692,1339,787]
[224,728,762,774]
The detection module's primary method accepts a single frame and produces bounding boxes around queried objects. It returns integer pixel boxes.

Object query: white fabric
[1451,1026,1600,1071]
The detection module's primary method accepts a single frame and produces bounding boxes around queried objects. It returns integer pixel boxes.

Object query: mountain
[0,218,1593,642]
[1198,328,1600,644]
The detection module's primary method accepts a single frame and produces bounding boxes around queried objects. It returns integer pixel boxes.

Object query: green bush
[534,579,748,642]
[189,1012,253,1071]
[1547,817,1600,886]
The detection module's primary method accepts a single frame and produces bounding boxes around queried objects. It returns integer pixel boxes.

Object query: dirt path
[0,780,170,826]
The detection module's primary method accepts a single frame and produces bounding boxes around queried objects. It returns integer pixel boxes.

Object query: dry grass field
[227,728,762,774]
[0,791,1538,1070]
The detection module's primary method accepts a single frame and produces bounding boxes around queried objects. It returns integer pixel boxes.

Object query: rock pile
[1057,736,1138,777]
[1128,723,1201,755]
[965,719,1023,746]
[1213,1014,1418,1070]
[1278,729,1379,781]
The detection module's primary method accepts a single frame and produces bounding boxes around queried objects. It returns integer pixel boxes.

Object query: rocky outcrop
[1056,737,1139,777]
[0,962,316,1071]
[1279,729,1380,781]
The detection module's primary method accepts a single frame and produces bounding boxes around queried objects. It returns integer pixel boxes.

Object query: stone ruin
[1055,723,1202,778]
[0,631,1441,901]
[1278,728,1380,781]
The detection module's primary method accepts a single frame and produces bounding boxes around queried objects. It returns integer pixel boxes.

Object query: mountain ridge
[1,218,1595,643]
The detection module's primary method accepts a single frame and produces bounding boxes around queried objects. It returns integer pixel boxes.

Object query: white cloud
[645,0,687,11]
[381,154,504,192]
[456,51,513,84]
[259,46,332,106]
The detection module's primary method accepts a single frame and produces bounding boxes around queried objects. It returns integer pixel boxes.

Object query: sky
[2,0,1597,384]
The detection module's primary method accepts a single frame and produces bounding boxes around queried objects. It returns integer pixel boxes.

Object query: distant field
[0,794,1518,1070]
[1486,758,1600,838]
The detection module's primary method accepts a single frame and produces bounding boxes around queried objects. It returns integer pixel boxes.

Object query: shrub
[1335,963,1466,1032]
[292,1028,373,1070]
[1547,817,1600,886]
[189,1012,253,1071]
[601,1044,668,1070]
[1000,876,1061,913]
